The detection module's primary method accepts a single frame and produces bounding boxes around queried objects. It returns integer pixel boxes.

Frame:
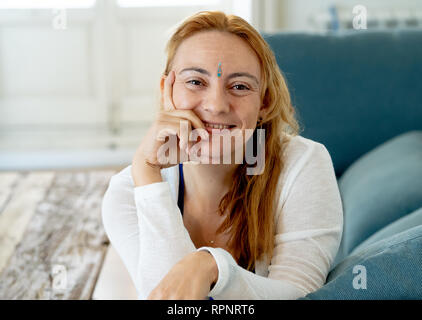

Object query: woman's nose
[203,86,230,114]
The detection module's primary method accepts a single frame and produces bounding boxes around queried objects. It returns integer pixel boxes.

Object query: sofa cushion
[332,131,422,267]
[263,30,422,177]
[299,224,422,300]
[352,206,422,254]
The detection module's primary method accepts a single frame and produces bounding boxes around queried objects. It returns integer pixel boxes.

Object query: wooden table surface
[0,169,118,299]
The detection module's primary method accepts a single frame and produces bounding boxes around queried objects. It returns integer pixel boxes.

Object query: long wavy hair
[161,11,301,271]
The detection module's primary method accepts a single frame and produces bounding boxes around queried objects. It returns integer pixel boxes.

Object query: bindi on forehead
[217,62,222,78]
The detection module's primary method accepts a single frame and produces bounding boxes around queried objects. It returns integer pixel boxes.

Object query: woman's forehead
[173,31,261,76]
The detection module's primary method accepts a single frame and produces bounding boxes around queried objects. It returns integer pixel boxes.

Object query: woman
[102,11,343,300]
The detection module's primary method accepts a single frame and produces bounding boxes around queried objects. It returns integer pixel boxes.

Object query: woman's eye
[232,84,250,91]
[186,80,249,91]
[186,80,203,86]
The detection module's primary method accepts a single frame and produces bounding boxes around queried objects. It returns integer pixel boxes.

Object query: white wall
[0,0,247,170]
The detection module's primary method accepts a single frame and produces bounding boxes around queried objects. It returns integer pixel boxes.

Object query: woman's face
[163,30,265,161]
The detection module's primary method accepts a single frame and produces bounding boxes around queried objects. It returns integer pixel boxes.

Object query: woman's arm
[134,180,197,299]
[102,166,198,299]
[101,167,142,292]
[131,157,163,187]
[196,142,344,299]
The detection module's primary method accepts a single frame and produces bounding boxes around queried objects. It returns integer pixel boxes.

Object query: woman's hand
[147,251,218,300]
[131,70,209,186]
[134,70,208,167]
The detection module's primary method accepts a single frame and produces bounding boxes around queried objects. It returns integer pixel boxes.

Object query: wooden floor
[0,169,119,299]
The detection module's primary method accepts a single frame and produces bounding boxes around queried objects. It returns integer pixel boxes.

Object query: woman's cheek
[173,84,199,110]
[232,106,255,129]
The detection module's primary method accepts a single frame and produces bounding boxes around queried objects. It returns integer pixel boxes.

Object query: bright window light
[117,0,220,7]
[0,0,96,9]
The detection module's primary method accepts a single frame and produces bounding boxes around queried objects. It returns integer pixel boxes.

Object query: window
[117,0,221,7]
[0,0,96,9]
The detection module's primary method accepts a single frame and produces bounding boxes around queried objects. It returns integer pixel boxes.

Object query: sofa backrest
[263,29,422,178]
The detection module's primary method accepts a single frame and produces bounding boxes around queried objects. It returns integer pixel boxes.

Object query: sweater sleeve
[101,167,196,300]
[133,182,196,299]
[101,169,140,291]
[197,142,344,299]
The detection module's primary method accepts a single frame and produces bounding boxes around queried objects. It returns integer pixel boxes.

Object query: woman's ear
[258,105,269,121]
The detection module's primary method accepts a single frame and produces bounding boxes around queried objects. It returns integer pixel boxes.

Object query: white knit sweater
[101,135,344,300]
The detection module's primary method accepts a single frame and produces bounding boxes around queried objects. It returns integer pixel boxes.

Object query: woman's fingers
[156,126,178,141]
[163,70,176,111]
[159,109,209,144]
[167,109,206,131]
[144,70,209,166]
[179,119,191,155]
[154,119,189,163]
[161,71,206,131]
[161,70,207,138]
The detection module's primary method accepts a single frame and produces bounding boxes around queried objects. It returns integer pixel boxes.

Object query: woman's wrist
[132,157,163,187]
[196,250,218,289]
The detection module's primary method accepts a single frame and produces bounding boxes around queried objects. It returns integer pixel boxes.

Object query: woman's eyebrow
[227,72,259,86]
[179,67,259,85]
[179,67,211,76]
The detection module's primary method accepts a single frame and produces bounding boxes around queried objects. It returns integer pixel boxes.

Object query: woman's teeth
[204,122,233,129]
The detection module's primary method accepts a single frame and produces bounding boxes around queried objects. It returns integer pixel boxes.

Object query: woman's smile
[203,121,237,134]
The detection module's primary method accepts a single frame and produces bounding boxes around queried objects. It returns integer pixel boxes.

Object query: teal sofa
[263,29,422,299]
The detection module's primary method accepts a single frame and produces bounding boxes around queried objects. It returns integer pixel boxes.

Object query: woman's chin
[187,145,242,165]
